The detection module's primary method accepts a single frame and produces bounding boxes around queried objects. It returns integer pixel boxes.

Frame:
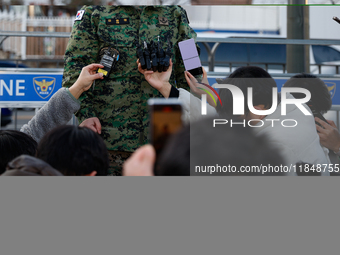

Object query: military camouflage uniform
[62,5,198,175]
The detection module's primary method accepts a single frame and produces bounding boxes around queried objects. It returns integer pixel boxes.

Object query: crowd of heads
[0,126,109,176]
[0,65,334,176]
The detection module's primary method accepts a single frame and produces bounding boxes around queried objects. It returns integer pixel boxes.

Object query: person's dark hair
[156,124,190,176]
[157,116,285,176]
[216,66,277,116]
[283,73,332,114]
[36,125,109,176]
[228,66,273,79]
[0,130,37,174]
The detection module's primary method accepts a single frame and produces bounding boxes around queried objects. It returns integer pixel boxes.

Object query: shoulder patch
[159,16,169,26]
[75,10,85,21]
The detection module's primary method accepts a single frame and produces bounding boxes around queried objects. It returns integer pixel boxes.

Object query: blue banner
[208,77,340,106]
[0,73,62,101]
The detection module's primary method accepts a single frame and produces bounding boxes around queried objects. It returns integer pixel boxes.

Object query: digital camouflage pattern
[62,6,198,172]
[107,151,132,176]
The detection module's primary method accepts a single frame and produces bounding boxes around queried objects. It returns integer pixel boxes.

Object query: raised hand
[137,59,173,98]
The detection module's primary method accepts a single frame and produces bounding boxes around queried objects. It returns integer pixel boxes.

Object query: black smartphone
[148,98,183,157]
[333,16,340,24]
[178,38,203,76]
[307,101,329,128]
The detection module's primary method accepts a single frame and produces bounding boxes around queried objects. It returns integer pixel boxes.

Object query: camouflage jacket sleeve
[62,6,99,123]
[173,6,199,90]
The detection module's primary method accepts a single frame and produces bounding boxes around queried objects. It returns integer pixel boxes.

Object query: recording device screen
[178,38,203,76]
[97,47,119,78]
[148,99,183,157]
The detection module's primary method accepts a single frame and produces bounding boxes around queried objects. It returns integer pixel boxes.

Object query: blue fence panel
[0,73,62,102]
[1,73,339,106]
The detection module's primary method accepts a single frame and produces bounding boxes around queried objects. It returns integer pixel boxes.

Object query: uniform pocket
[97,19,137,48]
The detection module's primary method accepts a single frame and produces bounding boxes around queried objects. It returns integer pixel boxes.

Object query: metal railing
[2,31,340,72]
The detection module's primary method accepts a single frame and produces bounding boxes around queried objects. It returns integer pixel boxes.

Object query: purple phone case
[179,39,202,71]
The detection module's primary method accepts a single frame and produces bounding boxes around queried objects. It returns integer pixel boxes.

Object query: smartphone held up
[148,98,183,157]
[179,38,203,77]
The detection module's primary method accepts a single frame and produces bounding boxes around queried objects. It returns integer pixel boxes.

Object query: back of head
[190,116,285,175]
[157,116,285,176]
[0,130,37,174]
[283,73,332,114]
[216,66,277,116]
[36,125,109,176]
[228,66,273,79]
[156,124,190,176]
[2,155,63,176]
